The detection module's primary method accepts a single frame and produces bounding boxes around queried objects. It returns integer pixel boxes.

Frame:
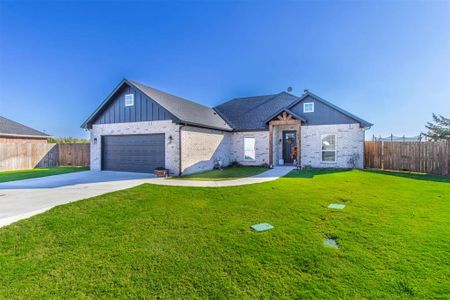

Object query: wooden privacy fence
[0,143,90,171]
[58,143,90,167]
[364,141,450,176]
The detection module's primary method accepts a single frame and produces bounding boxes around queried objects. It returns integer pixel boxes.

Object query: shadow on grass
[362,169,450,183]
[172,166,269,181]
[284,168,351,179]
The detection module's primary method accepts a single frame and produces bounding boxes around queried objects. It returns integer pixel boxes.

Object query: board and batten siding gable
[93,83,179,125]
[289,95,359,126]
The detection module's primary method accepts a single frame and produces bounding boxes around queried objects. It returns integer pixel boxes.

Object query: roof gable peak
[287,90,373,127]
[264,108,306,124]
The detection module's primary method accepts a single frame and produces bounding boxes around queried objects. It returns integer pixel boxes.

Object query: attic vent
[125,94,134,106]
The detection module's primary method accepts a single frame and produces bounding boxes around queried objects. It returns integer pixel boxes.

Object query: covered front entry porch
[267,109,305,167]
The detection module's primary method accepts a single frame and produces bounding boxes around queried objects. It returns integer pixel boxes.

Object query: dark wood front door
[282,131,297,164]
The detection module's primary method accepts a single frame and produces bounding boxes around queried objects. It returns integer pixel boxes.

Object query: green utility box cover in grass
[324,238,339,248]
[328,203,345,209]
[251,223,274,232]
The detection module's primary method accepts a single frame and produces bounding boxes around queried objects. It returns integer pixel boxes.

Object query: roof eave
[0,133,51,139]
[233,128,269,132]
[180,120,233,132]
[81,78,132,129]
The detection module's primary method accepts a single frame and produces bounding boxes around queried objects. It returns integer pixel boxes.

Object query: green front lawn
[0,169,449,298]
[172,166,268,180]
[0,166,89,183]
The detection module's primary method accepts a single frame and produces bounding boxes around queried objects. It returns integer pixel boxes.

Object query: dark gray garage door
[101,134,165,173]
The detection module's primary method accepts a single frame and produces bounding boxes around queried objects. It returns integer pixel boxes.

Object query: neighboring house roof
[215,90,372,130]
[82,79,232,131]
[0,116,50,138]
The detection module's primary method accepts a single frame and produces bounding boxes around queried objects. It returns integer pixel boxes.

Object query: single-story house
[0,116,50,144]
[82,79,372,175]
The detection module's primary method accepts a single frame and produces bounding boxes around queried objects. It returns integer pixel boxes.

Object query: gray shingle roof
[0,116,50,138]
[215,90,372,130]
[128,80,232,131]
[214,92,299,131]
[82,79,372,131]
[82,79,232,131]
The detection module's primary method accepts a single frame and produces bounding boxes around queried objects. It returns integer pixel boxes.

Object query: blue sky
[1,1,449,139]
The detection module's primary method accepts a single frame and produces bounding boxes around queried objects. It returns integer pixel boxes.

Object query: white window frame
[321,134,336,163]
[125,94,134,106]
[303,102,314,113]
[243,137,256,161]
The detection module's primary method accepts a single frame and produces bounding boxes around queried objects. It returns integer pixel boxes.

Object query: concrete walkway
[152,166,295,187]
[0,167,294,228]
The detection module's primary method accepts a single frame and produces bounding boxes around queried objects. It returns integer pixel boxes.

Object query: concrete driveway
[0,167,294,228]
[0,171,155,227]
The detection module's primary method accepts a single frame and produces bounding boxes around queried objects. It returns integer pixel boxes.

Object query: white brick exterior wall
[180,126,231,175]
[89,120,180,175]
[229,131,270,166]
[301,123,364,168]
[89,121,365,176]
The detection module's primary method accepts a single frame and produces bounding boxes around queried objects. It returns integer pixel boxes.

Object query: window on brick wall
[321,134,336,162]
[244,137,256,161]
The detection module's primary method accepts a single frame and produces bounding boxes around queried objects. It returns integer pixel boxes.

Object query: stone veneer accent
[89,120,180,175]
[229,131,270,166]
[301,123,364,168]
[180,126,231,175]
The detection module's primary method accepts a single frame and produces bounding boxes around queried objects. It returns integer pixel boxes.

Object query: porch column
[269,123,273,166]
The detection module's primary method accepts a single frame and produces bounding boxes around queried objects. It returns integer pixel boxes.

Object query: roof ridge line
[128,80,232,131]
[128,80,213,109]
[215,92,280,108]
[242,92,284,114]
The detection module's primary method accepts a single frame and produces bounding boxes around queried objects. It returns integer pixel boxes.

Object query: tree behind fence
[0,143,90,171]
[364,141,449,176]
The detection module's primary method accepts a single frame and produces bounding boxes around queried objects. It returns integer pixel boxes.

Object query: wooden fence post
[445,139,450,176]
